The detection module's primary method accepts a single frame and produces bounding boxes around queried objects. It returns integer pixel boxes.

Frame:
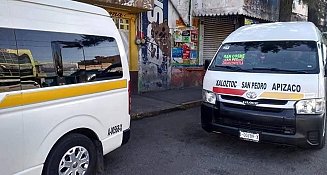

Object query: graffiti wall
[140,0,171,92]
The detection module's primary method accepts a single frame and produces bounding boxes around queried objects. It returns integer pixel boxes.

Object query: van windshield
[209,41,319,74]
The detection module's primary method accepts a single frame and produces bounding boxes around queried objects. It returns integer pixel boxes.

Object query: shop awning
[193,0,280,22]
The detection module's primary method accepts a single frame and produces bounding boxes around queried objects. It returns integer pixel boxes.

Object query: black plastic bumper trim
[122,128,130,145]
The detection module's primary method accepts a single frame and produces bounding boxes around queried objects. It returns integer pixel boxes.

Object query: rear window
[209,41,319,74]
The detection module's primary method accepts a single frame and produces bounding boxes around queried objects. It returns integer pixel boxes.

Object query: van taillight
[128,81,131,114]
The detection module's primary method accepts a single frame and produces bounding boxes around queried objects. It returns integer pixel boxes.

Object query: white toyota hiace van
[0,0,130,174]
[202,22,326,149]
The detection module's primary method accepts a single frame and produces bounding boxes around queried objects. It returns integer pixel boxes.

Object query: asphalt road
[104,107,327,175]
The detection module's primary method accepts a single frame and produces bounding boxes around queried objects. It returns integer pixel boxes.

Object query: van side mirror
[204,60,211,70]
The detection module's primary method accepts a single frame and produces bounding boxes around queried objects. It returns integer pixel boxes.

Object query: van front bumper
[201,102,325,147]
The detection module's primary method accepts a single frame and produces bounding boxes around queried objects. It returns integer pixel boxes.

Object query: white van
[0,0,130,174]
[202,22,327,149]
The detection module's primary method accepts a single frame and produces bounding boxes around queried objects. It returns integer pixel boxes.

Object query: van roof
[223,22,321,43]
[1,0,118,37]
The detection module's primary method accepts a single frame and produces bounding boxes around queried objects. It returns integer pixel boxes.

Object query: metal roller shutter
[203,17,235,60]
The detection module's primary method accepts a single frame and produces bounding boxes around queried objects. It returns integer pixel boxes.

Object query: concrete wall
[171,67,204,88]
[169,0,182,29]
[170,0,190,25]
[194,0,243,16]
[291,0,308,21]
[243,0,280,21]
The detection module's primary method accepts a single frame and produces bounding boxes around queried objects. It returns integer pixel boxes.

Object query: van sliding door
[0,28,24,175]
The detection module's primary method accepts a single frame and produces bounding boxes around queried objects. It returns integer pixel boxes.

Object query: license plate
[239,131,260,142]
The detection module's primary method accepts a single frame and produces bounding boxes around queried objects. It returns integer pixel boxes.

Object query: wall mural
[140,0,171,92]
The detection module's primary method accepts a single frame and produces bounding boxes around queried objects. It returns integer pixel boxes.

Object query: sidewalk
[131,86,202,119]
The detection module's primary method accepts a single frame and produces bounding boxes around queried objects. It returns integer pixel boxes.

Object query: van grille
[222,102,284,113]
[220,95,288,105]
[215,117,295,135]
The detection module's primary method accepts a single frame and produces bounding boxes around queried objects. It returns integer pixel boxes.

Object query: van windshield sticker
[222,45,230,50]
[222,53,245,65]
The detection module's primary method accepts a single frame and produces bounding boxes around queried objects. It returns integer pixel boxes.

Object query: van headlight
[295,98,325,114]
[203,90,217,105]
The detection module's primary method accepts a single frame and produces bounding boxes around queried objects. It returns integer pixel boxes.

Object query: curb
[131,100,202,120]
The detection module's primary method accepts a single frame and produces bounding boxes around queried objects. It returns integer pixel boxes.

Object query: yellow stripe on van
[260,92,304,100]
[0,79,127,109]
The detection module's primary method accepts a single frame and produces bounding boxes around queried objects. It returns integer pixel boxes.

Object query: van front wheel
[42,133,97,175]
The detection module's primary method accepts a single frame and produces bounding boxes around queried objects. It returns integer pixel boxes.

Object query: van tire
[42,133,97,175]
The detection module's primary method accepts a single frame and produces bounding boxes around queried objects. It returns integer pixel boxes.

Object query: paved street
[104,107,327,175]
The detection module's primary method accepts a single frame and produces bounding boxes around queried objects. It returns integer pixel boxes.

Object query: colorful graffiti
[140,0,171,92]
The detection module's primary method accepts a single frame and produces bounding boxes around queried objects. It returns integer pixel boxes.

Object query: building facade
[78,0,284,93]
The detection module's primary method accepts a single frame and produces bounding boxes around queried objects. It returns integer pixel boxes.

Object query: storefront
[170,18,204,88]
[201,15,265,62]
[202,16,237,61]
[194,0,280,63]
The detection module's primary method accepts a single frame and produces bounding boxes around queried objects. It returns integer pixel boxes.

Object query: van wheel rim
[59,146,89,175]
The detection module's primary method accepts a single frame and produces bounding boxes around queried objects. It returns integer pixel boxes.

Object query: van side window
[82,36,123,81]
[0,28,20,93]
[16,30,88,88]
[15,29,122,89]
[52,40,85,85]
[53,36,123,83]
[16,29,59,89]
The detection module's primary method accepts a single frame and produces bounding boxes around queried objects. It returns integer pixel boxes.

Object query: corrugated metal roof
[193,0,279,22]
[194,12,239,17]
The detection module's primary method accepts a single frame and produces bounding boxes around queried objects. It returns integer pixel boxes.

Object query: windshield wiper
[251,67,309,74]
[212,65,250,72]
